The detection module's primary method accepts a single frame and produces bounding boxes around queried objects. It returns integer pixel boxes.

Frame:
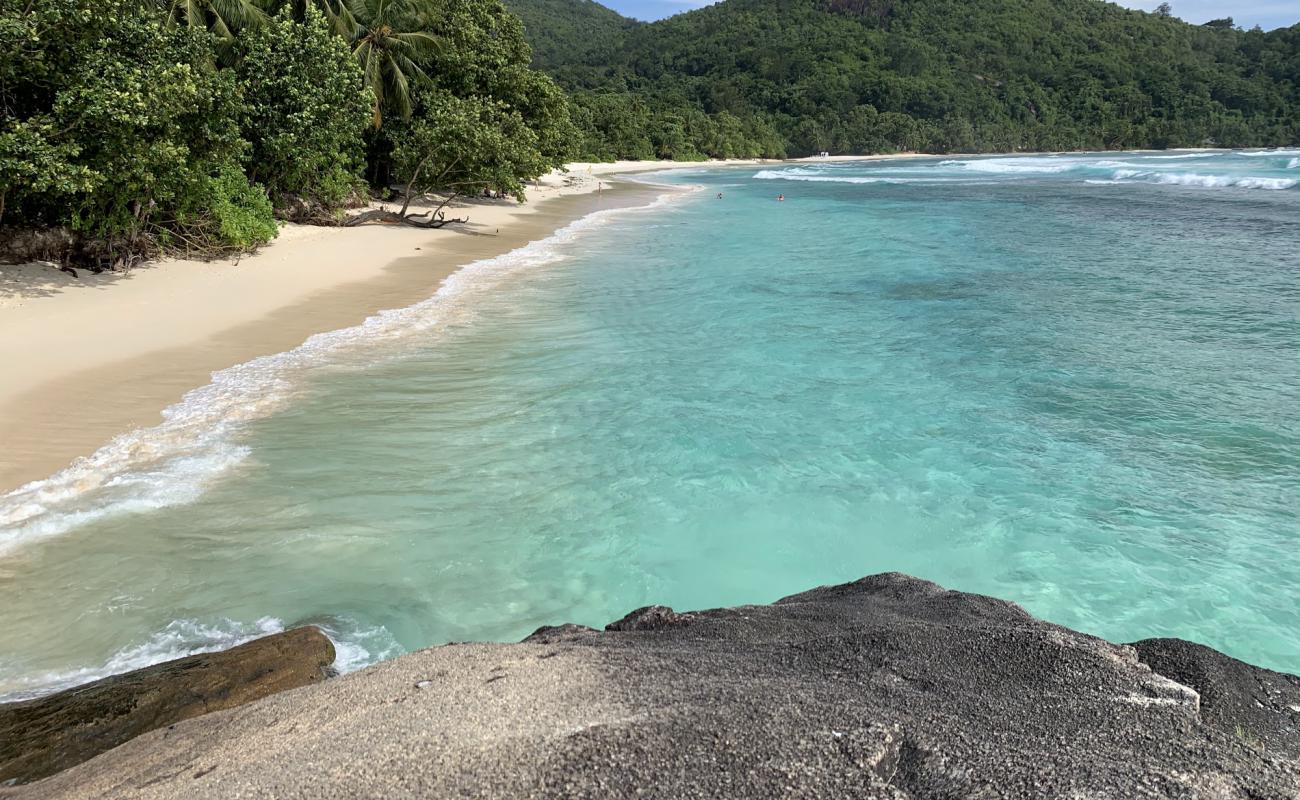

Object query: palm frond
[391,30,440,51]
[387,59,413,120]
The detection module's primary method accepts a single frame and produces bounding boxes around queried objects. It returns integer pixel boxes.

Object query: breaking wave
[1101,169,1297,190]
[1240,149,1300,157]
[753,153,1299,192]
[753,170,967,184]
[1143,152,1220,159]
[937,157,1082,174]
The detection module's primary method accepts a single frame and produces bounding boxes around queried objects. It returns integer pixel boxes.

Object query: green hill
[503,0,641,69]
[508,0,1300,158]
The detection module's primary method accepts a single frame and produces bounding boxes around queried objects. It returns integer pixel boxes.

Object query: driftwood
[340,156,477,229]
[342,191,467,228]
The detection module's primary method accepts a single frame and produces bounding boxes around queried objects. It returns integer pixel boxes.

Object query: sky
[600,0,1300,30]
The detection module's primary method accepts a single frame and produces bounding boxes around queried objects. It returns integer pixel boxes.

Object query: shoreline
[0,160,749,496]
[5,573,1297,796]
[0,147,1237,497]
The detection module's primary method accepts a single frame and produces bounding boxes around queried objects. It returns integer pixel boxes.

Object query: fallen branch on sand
[342,192,467,229]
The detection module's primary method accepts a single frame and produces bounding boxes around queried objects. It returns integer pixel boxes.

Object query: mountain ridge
[503,0,1300,158]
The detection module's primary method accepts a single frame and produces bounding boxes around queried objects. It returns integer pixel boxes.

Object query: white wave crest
[1239,149,1300,157]
[0,617,286,701]
[752,168,829,179]
[937,157,1079,174]
[1144,152,1221,160]
[1288,158,1299,170]
[0,189,693,557]
[1109,169,1297,190]
[752,171,965,184]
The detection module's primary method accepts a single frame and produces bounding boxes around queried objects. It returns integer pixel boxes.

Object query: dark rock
[525,623,599,643]
[1131,637,1300,757]
[0,626,334,785]
[603,604,695,631]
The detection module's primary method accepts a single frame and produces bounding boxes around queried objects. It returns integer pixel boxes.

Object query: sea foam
[1107,169,1297,190]
[937,156,1093,174]
[1240,149,1300,157]
[0,187,696,557]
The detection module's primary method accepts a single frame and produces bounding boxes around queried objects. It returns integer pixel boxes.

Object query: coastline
[6,573,1298,796]
[0,147,1233,498]
[0,160,755,496]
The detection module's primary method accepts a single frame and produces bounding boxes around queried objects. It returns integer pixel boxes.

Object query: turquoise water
[2,149,1298,697]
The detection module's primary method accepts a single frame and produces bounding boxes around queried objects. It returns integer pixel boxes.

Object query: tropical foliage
[235,7,372,207]
[322,0,439,127]
[0,0,271,266]
[0,0,576,266]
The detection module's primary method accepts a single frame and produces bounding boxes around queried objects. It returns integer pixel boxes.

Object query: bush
[189,165,279,252]
[236,7,373,209]
[0,0,275,266]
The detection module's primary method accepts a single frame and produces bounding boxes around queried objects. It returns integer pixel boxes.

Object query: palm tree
[305,0,439,128]
[159,0,269,48]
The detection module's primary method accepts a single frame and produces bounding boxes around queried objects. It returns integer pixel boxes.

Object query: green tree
[236,7,373,208]
[327,0,440,127]
[392,89,549,200]
[156,0,269,56]
[0,0,275,266]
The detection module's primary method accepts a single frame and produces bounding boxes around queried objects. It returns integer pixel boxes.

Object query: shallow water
[2,150,1298,698]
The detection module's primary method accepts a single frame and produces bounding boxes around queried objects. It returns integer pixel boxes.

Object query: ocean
[2,149,1298,698]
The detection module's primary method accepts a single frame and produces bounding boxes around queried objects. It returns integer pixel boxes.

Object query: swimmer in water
[777,194,785,201]
[717,192,723,199]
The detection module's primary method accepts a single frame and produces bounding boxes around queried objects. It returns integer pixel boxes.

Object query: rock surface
[1131,637,1300,757]
[5,574,1299,798]
[0,626,335,786]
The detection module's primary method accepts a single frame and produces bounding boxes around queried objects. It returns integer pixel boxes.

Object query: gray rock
[5,574,1297,798]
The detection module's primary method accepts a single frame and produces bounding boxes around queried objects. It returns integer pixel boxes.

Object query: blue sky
[600,0,1300,30]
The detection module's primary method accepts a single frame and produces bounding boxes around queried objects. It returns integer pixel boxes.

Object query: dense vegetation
[506,0,1300,159]
[0,0,577,267]
[504,0,639,69]
[3,0,1298,266]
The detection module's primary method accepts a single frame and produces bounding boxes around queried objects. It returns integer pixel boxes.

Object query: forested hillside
[503,0,640,68]
[506,0,1300,158]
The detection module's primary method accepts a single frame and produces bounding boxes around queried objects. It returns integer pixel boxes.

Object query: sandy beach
[0,160,767,495]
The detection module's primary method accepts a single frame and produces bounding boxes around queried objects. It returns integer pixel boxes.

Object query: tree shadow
[0,261,154,302]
